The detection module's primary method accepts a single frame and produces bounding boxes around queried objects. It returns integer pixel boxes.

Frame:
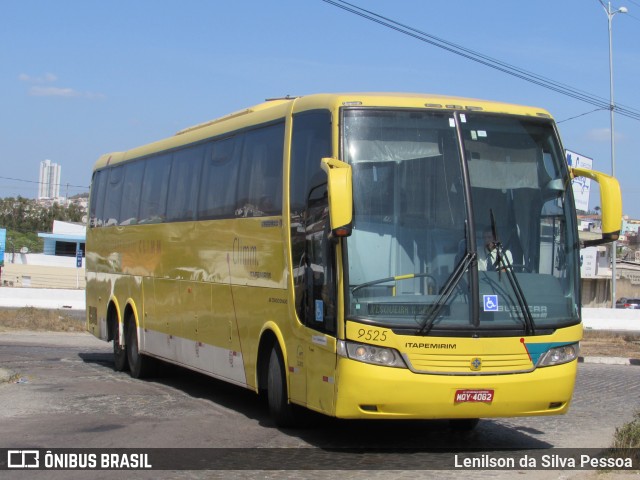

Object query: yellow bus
[86,93,621,428]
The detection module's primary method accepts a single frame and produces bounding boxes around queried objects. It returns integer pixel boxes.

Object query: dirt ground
[0,307,639,359]
[0,307,85,333]
[581,329,640,359]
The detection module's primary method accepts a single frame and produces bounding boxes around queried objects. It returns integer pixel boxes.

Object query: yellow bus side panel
[86,217,288,389]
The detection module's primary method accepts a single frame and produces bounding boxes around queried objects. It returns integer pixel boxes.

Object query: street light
[598,0,627,308]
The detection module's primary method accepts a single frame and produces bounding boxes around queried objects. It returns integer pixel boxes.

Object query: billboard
[566,150,592,212]
[580,246,598,279]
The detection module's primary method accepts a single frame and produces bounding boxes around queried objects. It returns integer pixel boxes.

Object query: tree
[0,196,87,234]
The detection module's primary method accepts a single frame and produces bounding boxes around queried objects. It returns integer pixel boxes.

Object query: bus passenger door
[289,109,336,413]
[301,183,338,415]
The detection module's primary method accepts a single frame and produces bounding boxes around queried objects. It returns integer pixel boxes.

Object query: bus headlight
[536,343,580,367]
[338,341,407,368]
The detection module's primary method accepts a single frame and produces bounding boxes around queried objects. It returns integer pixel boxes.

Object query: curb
[579,356,640,366]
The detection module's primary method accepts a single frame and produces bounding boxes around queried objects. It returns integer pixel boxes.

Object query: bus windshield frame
[341,107,581,336]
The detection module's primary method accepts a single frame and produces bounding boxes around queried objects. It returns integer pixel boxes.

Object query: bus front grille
[402,352,534,375]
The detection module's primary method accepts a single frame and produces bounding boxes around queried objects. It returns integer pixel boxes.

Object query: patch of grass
[606,411,640,466]
[0,307,85,332]
[612,411,640,449]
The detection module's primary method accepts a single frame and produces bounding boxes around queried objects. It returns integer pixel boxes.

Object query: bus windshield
[343,109,580,334]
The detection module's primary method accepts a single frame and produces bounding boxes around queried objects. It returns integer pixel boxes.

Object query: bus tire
[267,346,297,428]
[113,321,128,372]
[449,418,480,431]
[126,314,155,379]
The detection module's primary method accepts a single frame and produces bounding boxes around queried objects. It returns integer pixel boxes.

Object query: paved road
[0,332,638,479]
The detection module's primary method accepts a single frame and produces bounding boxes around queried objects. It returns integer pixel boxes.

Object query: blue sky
[2,0,639,217]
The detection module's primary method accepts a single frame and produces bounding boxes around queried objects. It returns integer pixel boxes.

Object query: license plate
[454,389,494,403]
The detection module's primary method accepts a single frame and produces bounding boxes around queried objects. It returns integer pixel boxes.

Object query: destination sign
[367,303,449,316]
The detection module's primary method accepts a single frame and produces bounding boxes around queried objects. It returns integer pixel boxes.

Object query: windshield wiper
[493,241,535,335]
[416,251,475,336]
[488,210,535,335]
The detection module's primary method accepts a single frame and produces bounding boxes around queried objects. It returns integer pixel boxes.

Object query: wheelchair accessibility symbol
[483,295,499,312]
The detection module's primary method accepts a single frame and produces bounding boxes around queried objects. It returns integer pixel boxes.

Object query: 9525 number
[357,328,388,342]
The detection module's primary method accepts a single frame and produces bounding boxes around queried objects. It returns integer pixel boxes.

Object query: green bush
[612,411,640,449]
[607,410,640,466]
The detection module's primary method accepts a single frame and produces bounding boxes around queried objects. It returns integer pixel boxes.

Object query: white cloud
[29,86,78,97]
[19,72,58,83]
[20,72,105,99]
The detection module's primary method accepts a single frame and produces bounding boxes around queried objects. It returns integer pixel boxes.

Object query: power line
[0,175,89,190]
[624,12,640,23]
[557,108,607,124]
[320,0,640,121]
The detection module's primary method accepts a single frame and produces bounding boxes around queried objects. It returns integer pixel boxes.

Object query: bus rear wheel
[267,347,298,428]
[113,321,128,372]
[126,314,155,379]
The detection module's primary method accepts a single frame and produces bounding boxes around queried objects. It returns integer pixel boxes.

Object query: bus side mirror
[570,167,622,247]
[321,157,353,238]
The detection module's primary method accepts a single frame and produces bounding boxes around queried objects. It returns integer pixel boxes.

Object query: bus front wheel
[449,418,480,431]
[267,347,297,428]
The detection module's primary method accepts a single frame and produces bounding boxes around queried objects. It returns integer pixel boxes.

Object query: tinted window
[139,154,172,223]
[198,136,241,219]
[89,169,108,228]
[289,111,332,322]
[166,145,204,222]
[103,165,124,226]
[236,123,284,217]
[290,111,332,217]
[119,160,146,225]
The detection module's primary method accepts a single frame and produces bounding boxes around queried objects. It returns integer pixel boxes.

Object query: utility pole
[598,0,627,308]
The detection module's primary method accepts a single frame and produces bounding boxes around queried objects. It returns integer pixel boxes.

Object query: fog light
[360,405,379,412]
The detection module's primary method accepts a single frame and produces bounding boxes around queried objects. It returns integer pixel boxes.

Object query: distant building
[3,220,86,289]
[578,214,640,306]
[622,217,640,235]
[38,159,61,199]
[38,220,85,257]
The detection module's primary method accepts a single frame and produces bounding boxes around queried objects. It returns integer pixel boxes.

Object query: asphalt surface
[0,331,639,480]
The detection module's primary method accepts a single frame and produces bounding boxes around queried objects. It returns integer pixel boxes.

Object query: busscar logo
[8,450,39,468]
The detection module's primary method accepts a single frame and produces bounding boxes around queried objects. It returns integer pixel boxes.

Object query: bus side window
[198,136,241,220]
[139,154,172,224]
[119,160,145,225]
[89,169,108,228]
[167,145,204,222]
[103,165,124,227]
[236,122,284,217]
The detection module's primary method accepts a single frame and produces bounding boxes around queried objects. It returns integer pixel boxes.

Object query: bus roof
[92,92,554,171]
